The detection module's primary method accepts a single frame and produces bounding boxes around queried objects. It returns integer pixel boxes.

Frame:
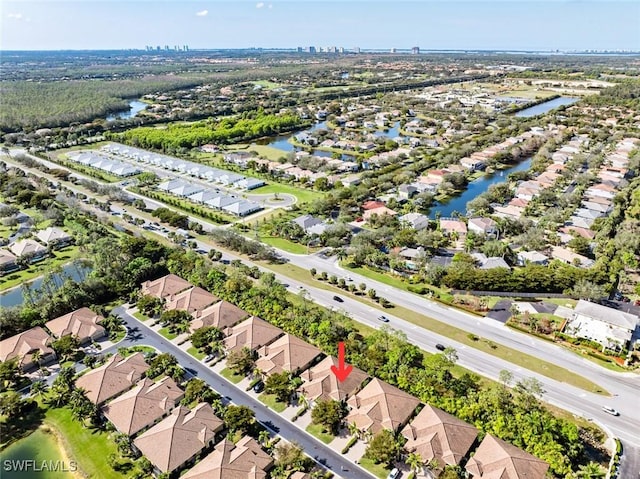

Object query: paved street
[108,306,372,479]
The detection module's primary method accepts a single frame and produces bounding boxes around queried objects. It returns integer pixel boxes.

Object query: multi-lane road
[7,149,640,476]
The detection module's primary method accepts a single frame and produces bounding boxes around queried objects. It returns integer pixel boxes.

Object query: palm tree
[31,349,43,369]
[347,421,360,439]
[577,462,605,478]
[258,430,272,448]
[406,452,424,476]
[30,380,48,399]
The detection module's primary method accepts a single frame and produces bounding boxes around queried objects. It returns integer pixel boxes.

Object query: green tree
[264,371,295,403]
[577,462,605,478]
[226,347,255,376]
[182,378,219,405]
[224,405,256,435]
[364,429,401,467]
[0,390,26,417]
[311,399,345,435]
[52,335,80,362]
[190,326,223,353]
[405,452,424,476]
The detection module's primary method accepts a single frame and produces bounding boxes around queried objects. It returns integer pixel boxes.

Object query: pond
[515,97,579,118]
[0,261,92,308]
[255,122,358,161]
[1,429,78,479]
[429,157,533,218]
[106,100,147,121]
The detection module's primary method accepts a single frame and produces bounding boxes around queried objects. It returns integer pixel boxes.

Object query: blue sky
[2,1,639,51]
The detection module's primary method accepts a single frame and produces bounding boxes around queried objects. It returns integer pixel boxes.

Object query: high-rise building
[309,46,316,53]
[390,47,397,53]
[412,46,420,54]
[353,46,361,54]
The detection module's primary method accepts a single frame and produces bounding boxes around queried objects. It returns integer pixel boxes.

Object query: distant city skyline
[2,1,639,52]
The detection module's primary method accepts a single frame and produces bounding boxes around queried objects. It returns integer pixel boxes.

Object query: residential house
[36,227,72,248]
[292,215,328,234]
[181,437,274,479]
[141,274,193,300]
[439,219,467,237]
[516,251,549,266]
[398,184,418,200]
[362,200,386,211]
[255,334,322,376]
[190,300,249,332]
[76,353,150,405]
[223,316,283,353]
[467,217,497,236]
[460,157,486,171]
[471,253,510,270]
[9,239,47,262]
[401,405,478,469]
[223,200,262,217]
[362,206,398,221]
[400,212,430,231]
[134,403,224,474]
[165,287,220,314]
[346,378,420,434]
[465,434,549,479]
[102,377,184,436]
[492,205,524,220]
[45,307,106,345]
[0,249,19,274]
[549,246,594,268]
[298,356,368,404]
[564,300,639,351]
[0,327,56,372]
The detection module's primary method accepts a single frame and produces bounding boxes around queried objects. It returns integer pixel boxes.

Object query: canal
[429,157,533,218]
[515,96,579,118]
[0,261,92,308]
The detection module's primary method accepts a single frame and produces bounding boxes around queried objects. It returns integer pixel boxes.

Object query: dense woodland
[118,111,308,150]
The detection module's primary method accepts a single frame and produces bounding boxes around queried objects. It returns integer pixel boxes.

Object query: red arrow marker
[331,342,353,383]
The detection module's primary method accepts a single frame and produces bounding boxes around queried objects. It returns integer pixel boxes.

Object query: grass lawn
[245,144,289,161]
[257,393,288,413]
[499,89,558,99]
[109,326,127,344]
[0,246,84,291]
[158,327,177,340]
[250,183,324,204]
[44,407,128,479]
[118,345,157,357]
[132,311,150,322]
[305,423,335,444]
[187,346,205,360]
[219,367,245,384]
[358,457,391,479]
[259,236,308,254]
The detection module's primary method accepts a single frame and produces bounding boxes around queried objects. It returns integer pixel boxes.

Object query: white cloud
[196,10,208,16]
[268,4,273,8]
[256,2,265,8]
[7,13,23,20]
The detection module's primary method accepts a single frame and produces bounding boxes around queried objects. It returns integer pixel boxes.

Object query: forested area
[0,75,204,131]
[118,111,307,149]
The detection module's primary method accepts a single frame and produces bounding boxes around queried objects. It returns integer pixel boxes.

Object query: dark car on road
[435,343,446,351]
[333,295,344,302]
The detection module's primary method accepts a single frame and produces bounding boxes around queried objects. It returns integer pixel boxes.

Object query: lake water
[515,97,579,118]
[429,157,533,218]
[106,100,147,121]
[1,429,76,479]
[0,262,92,308]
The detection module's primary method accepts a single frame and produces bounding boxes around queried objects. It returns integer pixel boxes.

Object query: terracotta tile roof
[401,405,478,467]
[255,334,322,376]
[298,356,368,402]
[362,200,386,210]
[134,403,223,473]
[141,274,193,299]
[165,287,219,313]
[439,219,467,234]
[346,378,420,434]
[102,377,184,436]
[76,353,149,404]
[45,307,105,343]
[465,434,549,479]
[190,300,249,332]
[0,326,54,370]
[223,317,283,353]
[181,436,273,479]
